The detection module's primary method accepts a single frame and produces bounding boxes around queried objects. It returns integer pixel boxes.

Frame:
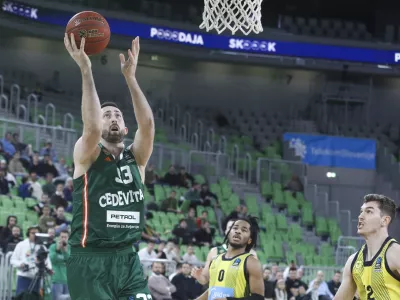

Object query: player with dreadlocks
[192,218,258,285]
[194,216,264,300]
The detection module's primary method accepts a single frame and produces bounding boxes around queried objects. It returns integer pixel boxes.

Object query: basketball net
[200,0,263,35]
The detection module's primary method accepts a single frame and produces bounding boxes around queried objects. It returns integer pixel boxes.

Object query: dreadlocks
[223,216,260,253]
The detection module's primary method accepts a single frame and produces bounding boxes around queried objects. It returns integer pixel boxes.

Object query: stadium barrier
[0,251,14,300]
[0,118,77,159]
[188,151,230,179]
[335,236,364,266]
[256,158,308,186]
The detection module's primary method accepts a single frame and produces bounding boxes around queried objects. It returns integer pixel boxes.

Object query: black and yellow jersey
[351,236,400,300]
[208,252,252,300]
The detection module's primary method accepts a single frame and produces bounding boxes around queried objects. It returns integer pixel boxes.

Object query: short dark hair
[334,270,341,274]
[101,102,119,109]
[363,194,397,224]
[60,230,69,236]
[289,267,297,272]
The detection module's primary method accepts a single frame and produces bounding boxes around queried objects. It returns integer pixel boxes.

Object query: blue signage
[3,0,400,64]
[284,133,376,170]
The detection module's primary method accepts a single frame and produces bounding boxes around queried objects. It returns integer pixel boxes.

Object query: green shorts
[67,246,150,300]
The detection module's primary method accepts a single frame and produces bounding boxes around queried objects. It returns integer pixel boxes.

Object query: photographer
[49,230,70,300]
[10,226,53,297]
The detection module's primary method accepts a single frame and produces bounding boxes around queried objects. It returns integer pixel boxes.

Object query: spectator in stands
[274,271,284,286]
[49,230,71,300]
[28,171,42,200]
[63,177,73,202]
[263,267,275,300]
[172,219,194,245]
[155,241,167,259]
[39,154,59,178]
[42,173,56,197]
[138,241,157,269]
[274,279,288,300]
[161,190,180,213]
[0,142,7,162]
[0,160,16,187]
[183,183,201,208]
[169,262,182,281]
[32,193,50,216]
[2,225,22,253]
[182,245,200,265]
[164,240,180,262]
[8,151,27,176]
[223,205,248,230]
[0,168,10,195]
[327,270,341,296]
[286,267,304,298]
[2,132,16,158]
[297,268,304,281]
[40,140,57,162]
[12,133,28,155]
[145,163,159,192]
[171,262,202,300]
[0,216,18,250]
[55,157,69,179]
[307,270,333,299]
[46,227,56,247]
[270,263,279,281]
[284,175,304,194]
[51,183,68,209]
[54,206,70,234]
[196,210,208,228]
[148,262,176,300]
[10,226,52,297]
[177,166,194,188]
[199,183,219,207]
[142,215,161,243]
[194,220,215,246]
[18,176,31,199]
[296,285,309,300]
[38,205,56,233]
[185,207,197,232]
[163,165,179,186]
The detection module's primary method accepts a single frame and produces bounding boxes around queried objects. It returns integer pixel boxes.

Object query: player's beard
[102,128,125,143]
[228,237,248,250]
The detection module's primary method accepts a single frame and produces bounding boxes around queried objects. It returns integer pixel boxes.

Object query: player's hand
[64,33,91,71]
[191,266,203,280]
[119,37,139,78]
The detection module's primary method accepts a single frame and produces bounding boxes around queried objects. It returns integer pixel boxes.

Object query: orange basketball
[66,11,110,55]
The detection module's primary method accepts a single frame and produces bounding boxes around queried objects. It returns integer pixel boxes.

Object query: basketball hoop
[200,0,263,35]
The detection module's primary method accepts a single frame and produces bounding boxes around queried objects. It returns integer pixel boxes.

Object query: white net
[200,0,263,35]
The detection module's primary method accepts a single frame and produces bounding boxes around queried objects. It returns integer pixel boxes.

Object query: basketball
[66,11,110,55]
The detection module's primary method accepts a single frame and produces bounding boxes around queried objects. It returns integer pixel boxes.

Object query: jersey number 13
[116,166,133,184]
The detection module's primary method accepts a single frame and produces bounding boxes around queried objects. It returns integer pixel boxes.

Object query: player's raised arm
[64,33,102,165]
[333,254,357,300]
[120,37,155,171]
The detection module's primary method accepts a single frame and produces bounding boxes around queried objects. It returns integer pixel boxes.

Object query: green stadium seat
[315,217,329,236]
[301,207,314,227]
[154,185,165,203]
[260,181,272,197]
[276,214,288,231]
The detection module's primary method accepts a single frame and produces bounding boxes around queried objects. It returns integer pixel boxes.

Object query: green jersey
[69,143,145,248]
[216,244,227,255]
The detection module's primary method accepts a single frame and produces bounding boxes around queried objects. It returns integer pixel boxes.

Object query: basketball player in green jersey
[192,219,258,285]
[334,194,400,300]
[64,34,154,300]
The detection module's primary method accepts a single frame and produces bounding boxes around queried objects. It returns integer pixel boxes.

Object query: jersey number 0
[116,166,133,184]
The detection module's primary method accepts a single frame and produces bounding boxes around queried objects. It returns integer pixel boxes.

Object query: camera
[34,233,50,273]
